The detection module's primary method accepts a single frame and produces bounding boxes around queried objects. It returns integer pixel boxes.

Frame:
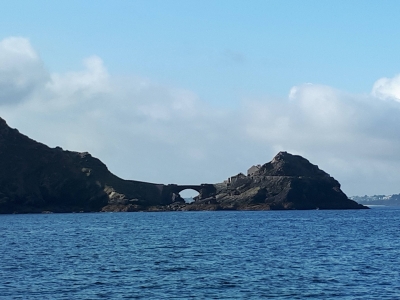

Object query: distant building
[229,173,247,186]
[247,164,261,176]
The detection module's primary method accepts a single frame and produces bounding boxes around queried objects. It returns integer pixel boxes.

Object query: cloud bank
[0,37,48,104]
[2,37,400,196]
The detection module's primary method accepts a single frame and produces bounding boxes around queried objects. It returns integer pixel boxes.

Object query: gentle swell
[0,207,399,299]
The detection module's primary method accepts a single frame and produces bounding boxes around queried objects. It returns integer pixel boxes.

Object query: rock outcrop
[0,116,367,213]
[189,151,367,210]
[0,117,163,213]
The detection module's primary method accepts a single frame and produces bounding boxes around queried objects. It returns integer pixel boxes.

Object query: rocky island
[0,116,367,213]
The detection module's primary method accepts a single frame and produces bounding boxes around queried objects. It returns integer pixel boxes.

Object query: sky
[1,1,400,196]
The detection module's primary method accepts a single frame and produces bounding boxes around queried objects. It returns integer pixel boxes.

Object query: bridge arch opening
[179,189,199,203]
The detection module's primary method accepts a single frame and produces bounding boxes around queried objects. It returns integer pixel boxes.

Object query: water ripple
[0,208,400,299]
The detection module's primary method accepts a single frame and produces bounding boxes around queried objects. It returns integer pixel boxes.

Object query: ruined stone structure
[160,184,216,204]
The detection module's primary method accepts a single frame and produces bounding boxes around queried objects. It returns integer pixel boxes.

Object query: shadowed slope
[0,117,162,213]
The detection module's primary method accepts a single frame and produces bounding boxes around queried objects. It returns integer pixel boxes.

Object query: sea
[1,207,399,299]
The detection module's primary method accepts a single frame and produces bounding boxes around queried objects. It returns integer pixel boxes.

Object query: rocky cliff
[0,117,163,213]
[186,152,367,210]
[0,116,367,213]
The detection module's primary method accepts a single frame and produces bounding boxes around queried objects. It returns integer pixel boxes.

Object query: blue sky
[1,1,400,196]
[3,1,400,102]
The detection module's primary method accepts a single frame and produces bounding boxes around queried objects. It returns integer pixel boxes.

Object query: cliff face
[0,117,162,213]
[191,151,366,210]
[0,116,367,213]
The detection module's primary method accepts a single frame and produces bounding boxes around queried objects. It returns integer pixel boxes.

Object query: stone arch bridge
[160,184,216,204]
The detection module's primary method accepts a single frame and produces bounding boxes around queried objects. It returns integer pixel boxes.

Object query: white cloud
[0,37,48,104]
[246,84,359,149]
[372,74,400,101]
[2,37,400,196]
[46,56,110,102]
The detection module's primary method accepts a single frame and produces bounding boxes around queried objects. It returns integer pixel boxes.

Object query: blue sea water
[1,207,399,299]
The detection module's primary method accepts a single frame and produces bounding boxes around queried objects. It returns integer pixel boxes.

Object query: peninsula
[0,116,367,213]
